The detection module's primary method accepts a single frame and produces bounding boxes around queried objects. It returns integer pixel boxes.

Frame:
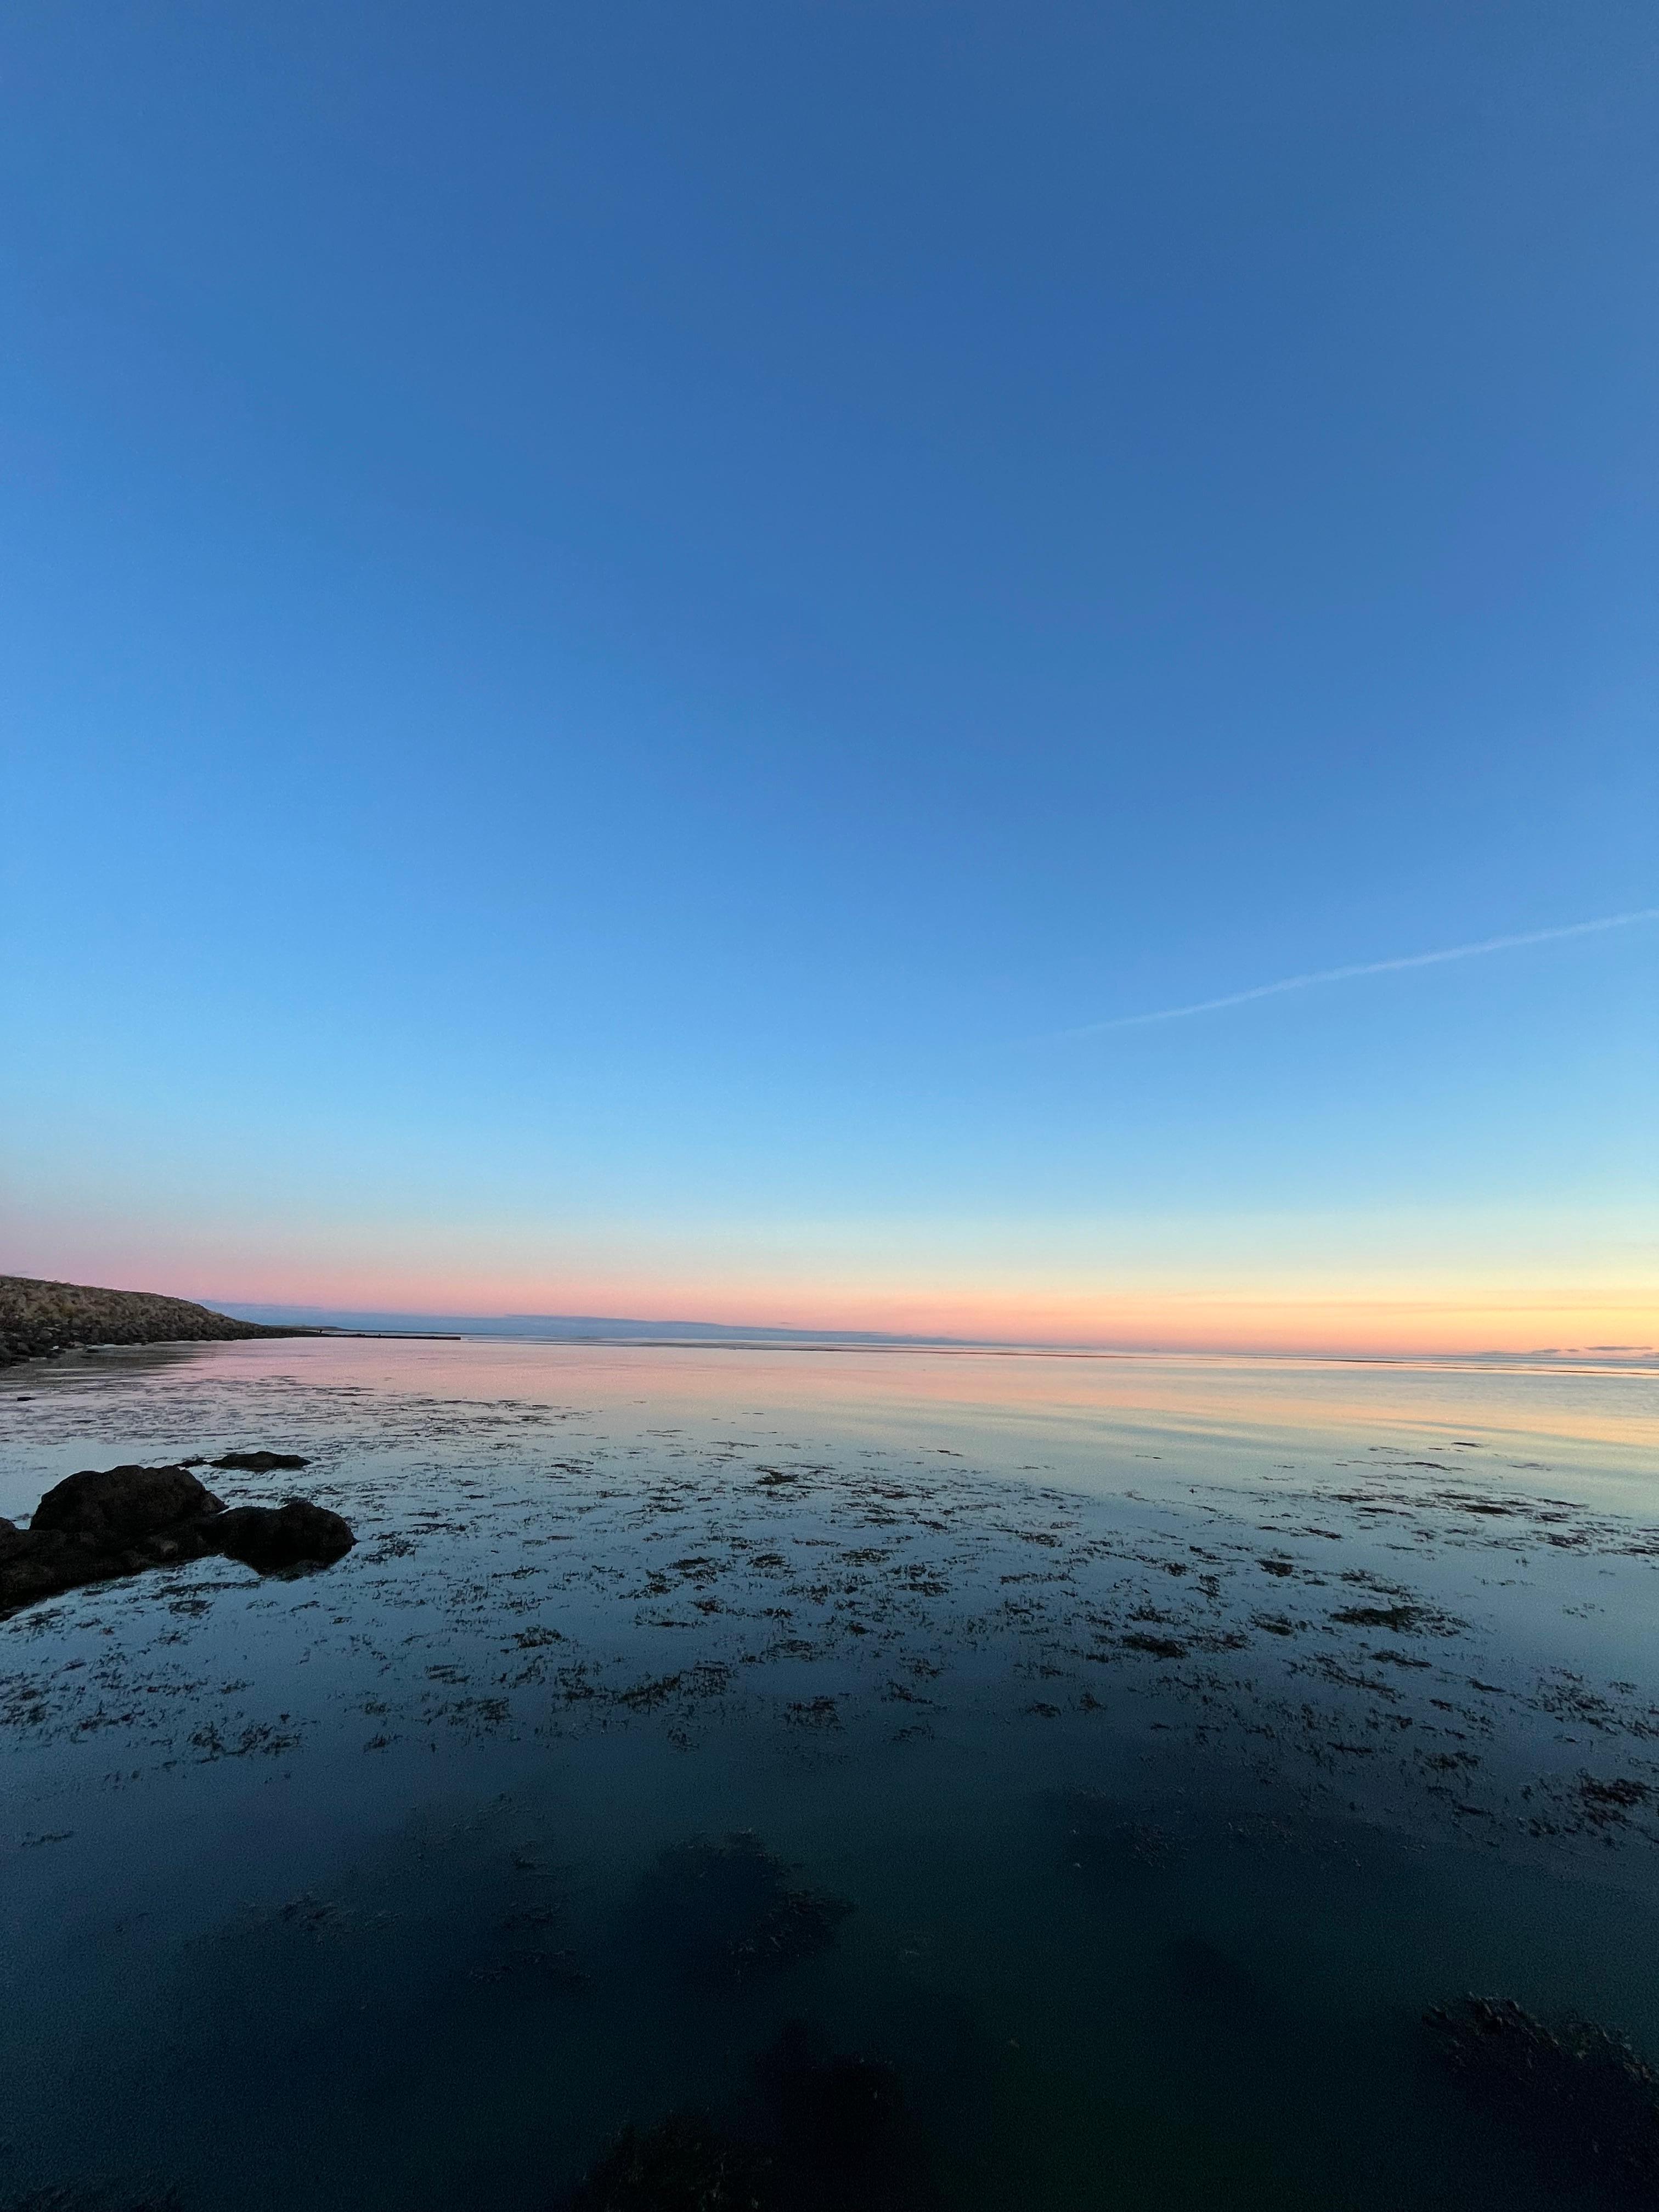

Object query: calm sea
[2,1338,1656,2210]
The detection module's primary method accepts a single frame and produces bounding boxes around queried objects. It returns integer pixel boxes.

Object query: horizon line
[206,1299,1656,1370]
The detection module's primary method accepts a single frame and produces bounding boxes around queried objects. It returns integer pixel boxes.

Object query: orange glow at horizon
[12,1205,1654,1361]
[136,1268,1659,1359]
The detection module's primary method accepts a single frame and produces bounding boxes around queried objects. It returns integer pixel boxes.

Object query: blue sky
[3,2,1655,1350]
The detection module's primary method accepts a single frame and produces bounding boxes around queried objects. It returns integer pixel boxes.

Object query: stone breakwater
[0,1274,314,1366]
[0,1462,354,1615]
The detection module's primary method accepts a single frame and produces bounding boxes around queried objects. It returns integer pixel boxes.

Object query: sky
[2,1,1655,1357]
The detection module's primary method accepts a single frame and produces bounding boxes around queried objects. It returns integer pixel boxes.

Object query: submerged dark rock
[0,1466,354,1617]
[560,2023,939,2211]
[1164,1934,1261,2015]
[563,2112,772,2210]
[1425,1995,1659,2202]
[754,2021,938,2210]
[632,1832,853,1988]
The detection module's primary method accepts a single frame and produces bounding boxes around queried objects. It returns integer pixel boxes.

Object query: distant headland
[0,1276,460,1367]
[0,1275,320,1367]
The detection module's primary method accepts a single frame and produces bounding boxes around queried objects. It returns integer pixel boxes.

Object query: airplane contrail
[1056,907,1659,1039]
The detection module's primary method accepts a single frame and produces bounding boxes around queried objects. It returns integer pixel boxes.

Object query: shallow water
[2,1339,1656,2210]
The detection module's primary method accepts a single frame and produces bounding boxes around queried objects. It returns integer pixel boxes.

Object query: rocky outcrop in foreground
[1,1274,316,1366]
[0,1463,354,1616]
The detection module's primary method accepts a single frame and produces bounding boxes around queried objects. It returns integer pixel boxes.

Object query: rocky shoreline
[1,1274,319,1367]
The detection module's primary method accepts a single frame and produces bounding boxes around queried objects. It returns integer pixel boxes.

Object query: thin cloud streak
[1057,909,1659,1039]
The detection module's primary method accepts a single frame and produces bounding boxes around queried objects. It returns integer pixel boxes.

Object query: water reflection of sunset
[83,1335,1647,1519]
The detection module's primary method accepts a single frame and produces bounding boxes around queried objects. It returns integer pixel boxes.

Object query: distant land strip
[216,1301,963,1347]
[4,1279,1648,1373]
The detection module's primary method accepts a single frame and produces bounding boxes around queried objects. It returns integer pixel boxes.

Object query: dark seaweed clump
[1055,1789,1183,1885]
[633,1835,852,1988]
[1425,1996,1659,2202]
[563,2022,938,2210]
[0,2188,183,2211]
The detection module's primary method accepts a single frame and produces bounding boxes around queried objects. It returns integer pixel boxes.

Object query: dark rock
[209,1451,311,1474]
[0,1469,353,1616]
[0,1527,130,1611]
[206,1500,354,1572]
[1425,1995,1659,2201]
[31,1465,224,1545]
[0,1539,71,1610]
